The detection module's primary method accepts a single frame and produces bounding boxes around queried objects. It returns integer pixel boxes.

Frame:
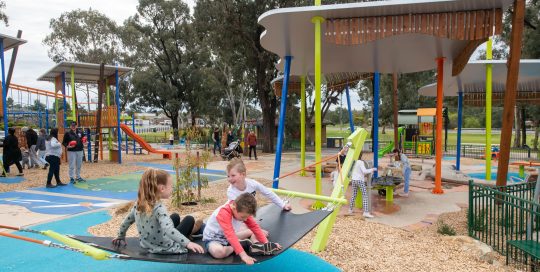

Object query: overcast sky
[1,0,487,113]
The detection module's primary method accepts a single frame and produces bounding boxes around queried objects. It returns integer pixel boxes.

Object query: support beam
[485,38,493,181]
[345,83,355,133]
[0,39,7,135]
[456,91,463,171]
[115,68,122,164]
[300,75,306,176]
[373,73,380,177]
[5,30,22,93]
[71,67,76,122]
[312,14,325,209]
[272,55,292,188]
[452,39,488,76]
[393,73,398,149]
[61,72,67,128]
[497,0,525,187]
[433,57,445,194]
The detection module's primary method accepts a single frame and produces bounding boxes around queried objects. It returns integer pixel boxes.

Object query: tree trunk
[171,113,179,140]
[191,113,196,127]
[382,124,386,134]
[533,123,539,151]
[521,107,526,147]
[513,106,521,148]
[256,63,277,153]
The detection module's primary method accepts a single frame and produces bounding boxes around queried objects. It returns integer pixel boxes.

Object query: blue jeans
[403,166,411,193]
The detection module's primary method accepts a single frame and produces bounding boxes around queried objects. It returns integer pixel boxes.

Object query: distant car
[0,130,4,147]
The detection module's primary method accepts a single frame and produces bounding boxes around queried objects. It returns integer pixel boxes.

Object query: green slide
[377,127,404,157]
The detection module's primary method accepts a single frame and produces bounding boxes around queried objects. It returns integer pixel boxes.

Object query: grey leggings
[350,179,369,212]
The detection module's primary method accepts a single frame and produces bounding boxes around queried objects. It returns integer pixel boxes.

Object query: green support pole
[312,128,368,252]
[71,67,76,122]
[300,75,306,176]
[485,38,493,181]
[312,15,325,210]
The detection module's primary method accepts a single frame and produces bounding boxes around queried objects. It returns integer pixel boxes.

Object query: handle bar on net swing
[270,188,347,204]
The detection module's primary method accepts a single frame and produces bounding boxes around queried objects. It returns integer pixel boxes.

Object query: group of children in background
[116,146,407,264]
[332,147,411,219]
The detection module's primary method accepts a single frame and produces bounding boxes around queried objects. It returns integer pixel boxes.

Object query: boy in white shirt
[226,158,291,237]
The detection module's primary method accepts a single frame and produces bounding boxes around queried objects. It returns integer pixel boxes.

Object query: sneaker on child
[363,212,375,218]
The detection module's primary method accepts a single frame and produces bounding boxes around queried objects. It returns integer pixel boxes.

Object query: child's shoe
[398,192,409,197]
[250,242,280,256]
[363,212,375,218]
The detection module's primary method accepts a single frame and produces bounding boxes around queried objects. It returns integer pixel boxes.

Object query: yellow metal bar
[300,75,306,176]
[312,128,368,252]
[70,67,76,121]
[485,38,493,181]
[42,230,111,260]
[312,15,325,210]
[270,188,347,204]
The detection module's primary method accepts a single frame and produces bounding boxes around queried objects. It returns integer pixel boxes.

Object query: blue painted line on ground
[0,191,116,215]
[30,185,137,201]
[0,176,25,184]
[0,211,339,272]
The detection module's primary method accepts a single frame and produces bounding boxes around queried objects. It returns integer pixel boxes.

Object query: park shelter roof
[259,0,512,76]
[0,33,26,51]
[271,72,371,96]
[37,61,133,84]
[417,59,540,106]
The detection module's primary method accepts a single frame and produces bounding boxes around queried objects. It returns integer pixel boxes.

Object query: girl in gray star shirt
[113,169,204,254]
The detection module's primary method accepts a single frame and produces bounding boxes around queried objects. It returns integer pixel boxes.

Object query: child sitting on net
[113,168,204,255]
[203,192,282,265]
[226,158,291,237]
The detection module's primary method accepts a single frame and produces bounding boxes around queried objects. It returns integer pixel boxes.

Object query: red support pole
[433,57,445,194]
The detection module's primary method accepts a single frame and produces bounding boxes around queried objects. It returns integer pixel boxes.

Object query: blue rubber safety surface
[0,211,340,272]
[0,176,25,184]
[0,191,116,215]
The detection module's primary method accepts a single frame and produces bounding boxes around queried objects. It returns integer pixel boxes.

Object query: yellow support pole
[312,15,325,210]
[312,128,368,251]
[70,67,76,122]
[485,38,493,181]
[300,75,307,176]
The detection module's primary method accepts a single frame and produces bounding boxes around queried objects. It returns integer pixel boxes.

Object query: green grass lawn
[327,125,536,145]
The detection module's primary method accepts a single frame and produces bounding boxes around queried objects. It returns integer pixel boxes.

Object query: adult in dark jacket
[2,128,23,176]
[226,130,234,146]
[23,127,44,168]
[62,122,85,183]
[212,128,221,156]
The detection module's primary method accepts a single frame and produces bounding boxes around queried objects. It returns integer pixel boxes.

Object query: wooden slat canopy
[325,9,502,46]
[464,92,540,106]
[272,72,371,96]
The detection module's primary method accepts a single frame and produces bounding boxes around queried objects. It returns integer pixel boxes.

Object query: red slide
[120,124,172,159]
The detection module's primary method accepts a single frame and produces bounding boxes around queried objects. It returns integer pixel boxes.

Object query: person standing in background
[62,122,85,183]
[247,130,257,160]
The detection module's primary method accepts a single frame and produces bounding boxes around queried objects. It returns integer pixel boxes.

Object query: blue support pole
[132,113,136,154]
[345,83,355,133]
[115,68,122,164]
[38,111,42,128]
[0,39,7,135]
[456,91,463,171]
[61,72,67,128]
[124,118,128,154]
[45,110,49,132]
[272,55,292,188]
[373,73,380,177]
